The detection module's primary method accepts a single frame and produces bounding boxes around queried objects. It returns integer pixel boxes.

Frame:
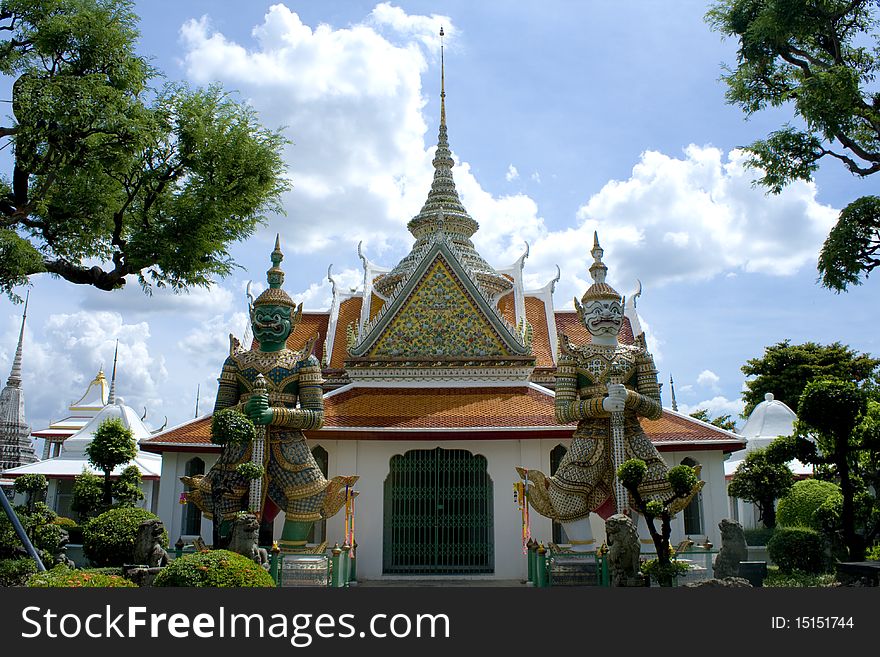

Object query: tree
[772,379,879,560]
[727,447,795,528]
[689,408,738,432]
[70,470,104,521]
[85,417,137,507]
[741,340,880,416]
[706,1,880,291]
[112,464,144,507]
[617,459,700,586]
[0,0,288,300]
[12,473,47,513]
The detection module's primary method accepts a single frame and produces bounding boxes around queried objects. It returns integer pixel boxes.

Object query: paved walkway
[355,579,526,587]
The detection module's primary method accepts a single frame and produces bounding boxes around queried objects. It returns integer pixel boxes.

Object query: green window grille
[383,448,494,575]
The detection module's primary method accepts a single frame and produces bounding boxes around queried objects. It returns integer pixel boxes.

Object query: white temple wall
[154,440,733,579]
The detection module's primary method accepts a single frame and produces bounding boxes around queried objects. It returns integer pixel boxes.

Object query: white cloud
[516,145,838,308]
[505,164,519,182]
[1,311,168,432]
[179,5,448,259]
[678,396,744,425]
[530,171,541,184]
[697,369,720,388]
[79,278,235,318]
[292,267,363,310]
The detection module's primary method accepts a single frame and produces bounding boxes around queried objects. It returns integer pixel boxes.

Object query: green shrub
[743,527,776,546]
[27,565,136,588]
[0,502,63,561]
[153,550,275,588]
[53,516,77,529]
[0,558,38,586]
[764,566,837,588]
[83,508,167,567]
[777,479,841,530]
[867,544,880,561]
[767,527,829,574]
[211,408,256,446]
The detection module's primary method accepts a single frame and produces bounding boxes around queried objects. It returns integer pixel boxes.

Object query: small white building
[725,392,812,528]
[4,395,162,519]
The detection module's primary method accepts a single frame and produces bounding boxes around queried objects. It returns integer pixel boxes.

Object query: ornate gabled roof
[140,391,745,450]
[373,36,511,298]
[347,238,531,369]
[0,296,37,471]
[70,369,110,411]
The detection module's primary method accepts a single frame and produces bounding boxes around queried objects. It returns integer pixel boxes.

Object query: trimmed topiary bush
[27,565,137,588]
[767,527,828,574]
[743,527,776,546]
[777,479,841,530]
[83,507,168,567]
[153,550,275,588]
[0,558,38,586]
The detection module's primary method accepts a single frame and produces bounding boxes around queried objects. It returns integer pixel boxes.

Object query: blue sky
[1,1,876,438]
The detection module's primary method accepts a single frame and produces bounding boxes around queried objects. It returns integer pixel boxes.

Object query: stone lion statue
[228,513,270,570]
[132,519,169,568]
[713,518,747,579]
[52,528,76,570]
[605,514,644,587]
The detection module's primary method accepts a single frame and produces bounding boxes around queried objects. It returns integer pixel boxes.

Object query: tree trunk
[103,470,114,507]
[761,498,777,529]
[837,447,865,561]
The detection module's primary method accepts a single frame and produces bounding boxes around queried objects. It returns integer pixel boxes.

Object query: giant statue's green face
[253,304,292,351]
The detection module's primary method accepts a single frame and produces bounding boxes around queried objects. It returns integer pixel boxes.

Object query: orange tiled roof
[554,312,635,346]
[322,386,557,429]
[142,389,743,449]
[328,296,363,369]
[525,296,553,367]
[369,292,385,322]
[498,292,516,326]
[285,312,329,362]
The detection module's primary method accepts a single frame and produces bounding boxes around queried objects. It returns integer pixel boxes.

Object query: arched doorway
[182,458,205,536]
[383,447,494,574]
[681,457,704,536]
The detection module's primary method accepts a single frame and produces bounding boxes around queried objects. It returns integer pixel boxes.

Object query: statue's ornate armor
[186,346,348,523]
[538,337,673,522]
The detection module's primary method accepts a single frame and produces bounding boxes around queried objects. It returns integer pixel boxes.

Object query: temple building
[32,369,110,459]
[3,354,163,518]
[725,392,812,528]
[0,296,38,473]
[143,46,744,580]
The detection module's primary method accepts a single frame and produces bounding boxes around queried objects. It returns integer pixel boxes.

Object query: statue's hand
[602,383,627,413]
[245,394,273,425]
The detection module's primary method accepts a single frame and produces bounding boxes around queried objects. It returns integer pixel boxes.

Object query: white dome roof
[740,392,796,442]
[725,392,811,478]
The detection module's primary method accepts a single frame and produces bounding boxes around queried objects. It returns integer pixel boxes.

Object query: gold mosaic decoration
[369,258,508,359]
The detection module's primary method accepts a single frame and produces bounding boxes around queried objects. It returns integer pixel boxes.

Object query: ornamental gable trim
[348,241,531,361]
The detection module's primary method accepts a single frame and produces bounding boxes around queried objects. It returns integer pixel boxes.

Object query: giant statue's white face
[583,299,623,339]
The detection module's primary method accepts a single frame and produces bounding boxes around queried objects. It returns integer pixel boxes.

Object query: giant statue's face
[583,299,623,339]
[252,304,292,349]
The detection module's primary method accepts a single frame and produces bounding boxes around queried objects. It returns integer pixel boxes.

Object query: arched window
[681,457,703,536]
[550,444,568,545]
[182,458,205,536]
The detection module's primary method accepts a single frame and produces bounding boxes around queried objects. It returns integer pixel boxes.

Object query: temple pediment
[347,240,532,367]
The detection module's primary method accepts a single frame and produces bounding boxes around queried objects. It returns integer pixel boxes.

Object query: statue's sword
[248,373,268,519]
[608,378,628,515]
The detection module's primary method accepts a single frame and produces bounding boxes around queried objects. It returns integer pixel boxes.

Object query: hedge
[27,565,136,588]
[83,508,168,567]
[153,550,275,588]
[777,479,841,530]
[0,558,38,587]
[767,527,829,574]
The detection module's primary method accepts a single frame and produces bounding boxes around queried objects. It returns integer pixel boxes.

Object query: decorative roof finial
[581,231,620,303]
[108,339,119,404]
[6,291,28,388]
[253,234,298,314]
[670,374,678,412]
[440,26,446,130]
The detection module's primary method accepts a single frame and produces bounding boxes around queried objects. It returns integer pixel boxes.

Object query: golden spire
[440,26,446,129]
